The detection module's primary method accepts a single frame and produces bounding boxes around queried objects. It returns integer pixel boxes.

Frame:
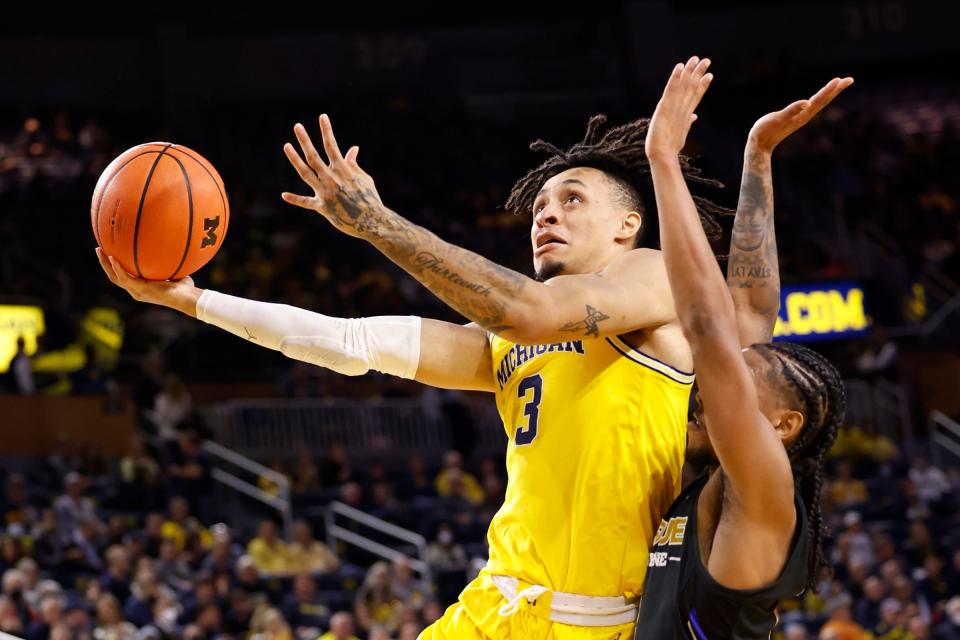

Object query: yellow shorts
[418,570,636,640]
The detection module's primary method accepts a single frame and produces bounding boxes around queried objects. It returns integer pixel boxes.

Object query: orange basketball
[91,142,229,280]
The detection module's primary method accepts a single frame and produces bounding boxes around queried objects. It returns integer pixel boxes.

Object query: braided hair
[505,114,733,247]
[752,341,845,592]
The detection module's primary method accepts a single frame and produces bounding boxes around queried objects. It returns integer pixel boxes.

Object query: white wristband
[195,290,421,379]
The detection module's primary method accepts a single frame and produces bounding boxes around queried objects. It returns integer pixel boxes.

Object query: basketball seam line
[168,146,227,220]
[166,153,194,280]
[93,149,162,249]
[132,145,173,279]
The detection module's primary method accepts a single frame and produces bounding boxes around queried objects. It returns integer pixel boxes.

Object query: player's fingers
[804,76,854,120]
[693,57,711,79]
[281,192,317,210]
[283,143,322,189]
[95,248,119,284]
[683,56,700,77]
[662,62,684,98]
[293,123,333,179]
[692,72,713,105]
[319,114,346,167]
[107,256,139,292]
[781,99,810,117]
[344,145,360,167]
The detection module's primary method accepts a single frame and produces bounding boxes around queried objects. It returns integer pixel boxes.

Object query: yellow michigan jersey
[483,333,692,598]
[421,333,693,640]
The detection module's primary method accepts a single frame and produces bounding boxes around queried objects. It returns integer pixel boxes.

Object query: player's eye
[566,194,581,205]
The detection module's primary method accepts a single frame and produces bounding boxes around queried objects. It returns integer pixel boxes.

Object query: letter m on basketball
[201,216,220,248]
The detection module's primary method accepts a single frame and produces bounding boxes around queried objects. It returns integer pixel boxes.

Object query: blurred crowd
[0,416,959,639]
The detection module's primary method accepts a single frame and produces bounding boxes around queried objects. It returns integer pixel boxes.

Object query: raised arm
[96,248,494,392]
[645,57,792,515]
[279,116,677,346]
[728,78,854,345]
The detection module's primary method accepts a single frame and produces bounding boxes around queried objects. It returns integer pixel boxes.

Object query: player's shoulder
[603,248,667,278]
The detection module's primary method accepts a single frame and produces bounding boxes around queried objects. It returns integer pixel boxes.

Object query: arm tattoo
[727,151,780,315]
[320,179,527,332]
[559,305,610,338]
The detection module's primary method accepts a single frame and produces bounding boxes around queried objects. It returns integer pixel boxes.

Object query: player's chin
[533,257,566,282]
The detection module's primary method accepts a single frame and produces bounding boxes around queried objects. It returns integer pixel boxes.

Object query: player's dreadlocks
[505,114,733,247]
[753,341,845,593]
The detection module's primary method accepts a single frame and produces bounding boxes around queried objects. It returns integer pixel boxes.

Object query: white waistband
[492,574,639,627]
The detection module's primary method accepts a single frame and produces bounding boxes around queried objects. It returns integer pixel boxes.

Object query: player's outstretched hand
[281,114,385,238]
[748,77,854,153]
[96,247,200,317]
[645,56,713,161]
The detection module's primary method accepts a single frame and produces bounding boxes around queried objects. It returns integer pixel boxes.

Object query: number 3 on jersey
[514,374,543,446]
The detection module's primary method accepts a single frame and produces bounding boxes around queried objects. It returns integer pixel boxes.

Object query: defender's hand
[282,114,384,239]
[96,247,200,317]
[646,56,713,161]
[748,77,854,153]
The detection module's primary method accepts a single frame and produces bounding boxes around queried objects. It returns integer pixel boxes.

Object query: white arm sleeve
[195,289,421,379]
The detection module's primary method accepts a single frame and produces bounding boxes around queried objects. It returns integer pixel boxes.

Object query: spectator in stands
[783,622,809,639]
[292,450,321,497]
[390,556,427,611]
[0,473,35,527]
[836,512,875,568]
[160,497,210,553]
[402,455,433,499]
[253,607,292,640]
[223,588,255,636]
[909,456,951,505]
[0,594,25,636]
[247,520,289,576]
[69,345,110,396]
[818,593,868,639]
[368,626,390,640]
[115,436,162,512]
[27,592,64,640]
[201,523,241,575]
[935,596,960,639]
[123,566,161,628]
[434,451,483,504]
[164,433,212,512]
[855,327,899,380]
[831,461,869,508]
[99,545,131,607]
[286,520,338,575]
[154,538,193,594]
[144,375,192,441]
[426,523,467,573]
[62,598,91,640]
[368,482,402,524]
[871,597,907,639]
[319,444,354,488]
[318,611,359,640]
[855,575,886,629]
[281,573,330,637]
[63,517,103,577]
[9,336,35,395]
[338,483,365,511]
[93,593,136,640]
[235,555,266,598]
[194,601,223,638]
[354,562,400,635]
[54,473,96,534]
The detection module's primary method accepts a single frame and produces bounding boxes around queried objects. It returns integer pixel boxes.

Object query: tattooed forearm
[559,305,610,338]
[727,150,780,315]
[321,182,528,332]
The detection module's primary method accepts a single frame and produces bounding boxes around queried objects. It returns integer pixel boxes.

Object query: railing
[929,411,960,467]
[206,397,505,460]
[324,501,432,588]
[201,439,293,539]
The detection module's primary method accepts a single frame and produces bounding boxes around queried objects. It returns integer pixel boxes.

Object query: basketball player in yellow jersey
[97,106,736,638]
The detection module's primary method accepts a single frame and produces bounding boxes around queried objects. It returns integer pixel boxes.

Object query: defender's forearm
[727,146,781,321]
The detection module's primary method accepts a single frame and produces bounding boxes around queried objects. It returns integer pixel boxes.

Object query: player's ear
[774,409,805,446]
[617,211,642,243]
